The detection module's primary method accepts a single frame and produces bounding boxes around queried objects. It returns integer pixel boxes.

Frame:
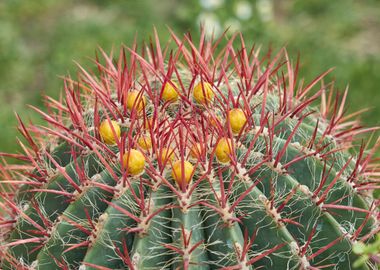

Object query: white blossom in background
[234,1,252,20]
[224,19,242,33]
[197,12,222,38]
[257,0,273,22]
[199,0,225,10]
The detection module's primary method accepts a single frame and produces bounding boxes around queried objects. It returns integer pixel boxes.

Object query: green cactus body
[0,30,379,269]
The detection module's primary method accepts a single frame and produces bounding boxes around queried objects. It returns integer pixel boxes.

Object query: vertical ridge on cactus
[0,29,379,269]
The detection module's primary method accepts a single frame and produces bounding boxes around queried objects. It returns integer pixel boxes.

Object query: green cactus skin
[0,30,379,270]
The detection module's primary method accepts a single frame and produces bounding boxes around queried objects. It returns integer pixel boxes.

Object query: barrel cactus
[0,29,379,270]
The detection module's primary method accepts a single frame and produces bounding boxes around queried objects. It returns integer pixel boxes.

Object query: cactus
[0,29,379,270]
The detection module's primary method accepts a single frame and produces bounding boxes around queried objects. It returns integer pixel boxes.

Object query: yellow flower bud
[144,117,153,130]
[215,138,233,163]
[190,143,202,159]
[126,90,146,113]
[99,120,121,145]
[137,135,152,150]
[193,81,214,105]
[162,81,179,102]
[208,114,222,128]
[228,108,247,134]
[160,147,175,165]
[122,149,145,176]
[171,160,194,186]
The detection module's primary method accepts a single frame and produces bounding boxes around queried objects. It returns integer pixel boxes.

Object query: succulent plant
[0,29,379,270]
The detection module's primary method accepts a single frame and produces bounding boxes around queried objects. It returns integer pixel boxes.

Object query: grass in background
[0,0,379,154]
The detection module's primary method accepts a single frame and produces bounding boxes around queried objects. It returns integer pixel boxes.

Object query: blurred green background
[0,0,379,153]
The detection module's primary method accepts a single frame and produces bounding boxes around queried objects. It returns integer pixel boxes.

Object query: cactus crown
[0,29,379,270]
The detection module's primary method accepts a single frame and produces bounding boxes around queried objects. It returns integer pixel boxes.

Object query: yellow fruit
[160,147,175,165]
[193,81,214,105]
[209,114,222,128]
[190,143,202,159]
[215,138,233,163]
[144,117,153,130]
[162,81,179,102]
[99,120,121,145]
[126,90,146,112]
[137,135,152,150]
[228,108,247,134]
[122,149,145,176]
[171,160,194,186]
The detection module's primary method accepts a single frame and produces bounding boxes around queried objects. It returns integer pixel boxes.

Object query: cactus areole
[0,29,379,270]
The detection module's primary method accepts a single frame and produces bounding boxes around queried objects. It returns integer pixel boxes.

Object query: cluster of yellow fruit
[98,81,247,188]
[125,80,215,111]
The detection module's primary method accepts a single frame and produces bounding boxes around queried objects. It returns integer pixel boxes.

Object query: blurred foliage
[352,234,380,268]
[0,0,379,153]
